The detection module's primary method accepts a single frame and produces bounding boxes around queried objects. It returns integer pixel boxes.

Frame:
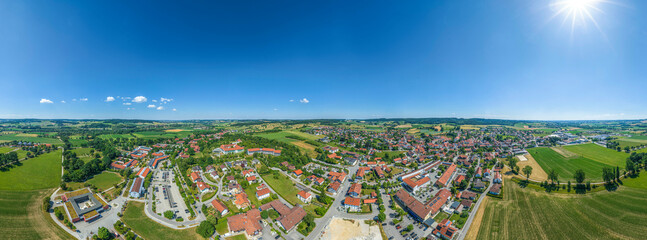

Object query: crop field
[69,138,88,147]
[98,134,135,139]
[0,146,16,153]
[0,151,62,190]
[132,131,193,139]
[0,134,62,144]
[562,143,629,166]
[122,202,203,240]
[0,189,75,240]
[473,177,647,240]
[528,147,616,182]
[612,136,647,149]
[254,130,321,156]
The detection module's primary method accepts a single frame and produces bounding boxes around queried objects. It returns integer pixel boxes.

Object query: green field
[98,134,135,139]
[528,145,626,182]
[562,143,629,166]
[254,130,321,143]
[260,172,300,205]
[0,134,62,144]
[122,202,203,240]
[475,177,647,240]
[86,171,123,191]
[69,138,89,147]
[0,147,16,153]
[71,147,96,162]
[132,131,193,139]
[0,189,75,239]
[613,136,647,149]
[0,151,62,190]
[215,218,228,234]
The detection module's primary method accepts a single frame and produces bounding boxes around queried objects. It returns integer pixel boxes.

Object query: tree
[97,227,112,240]
[548,169,558,185]
[196,221,215,238]
[602,167,614,185]
[261,210,269,219]
[627,159,636,175]
[164,210,174,219]
[377,212,386,222]
[522,166,533,181]
[574,169,586,184]
[508,157,519,174]
[406,224,414,231]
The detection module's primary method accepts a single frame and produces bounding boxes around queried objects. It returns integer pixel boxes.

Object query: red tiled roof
[344,197,361,207]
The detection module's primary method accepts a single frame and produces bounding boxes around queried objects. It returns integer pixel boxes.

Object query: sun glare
[550,0,608,34]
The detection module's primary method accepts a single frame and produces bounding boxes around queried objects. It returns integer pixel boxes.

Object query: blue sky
[1,0,646,120]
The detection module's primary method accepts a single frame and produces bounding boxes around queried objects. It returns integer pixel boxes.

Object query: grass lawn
[260,172,301,205]
[98,134,135,139]
[0,189,75,240]
[623,172,647,189]
[86,171,122,191]
[68,138,88,147]
[0,151,62,190]
[201,191,216,202]
[475,177,647,240]
[253,130,322,157]
[613,136,647,149]
[122,202,204,240]
[562,143,628,166]
[243,183,262,207]
[433,212,450,222]
[215,217,229,234]
[225,234,247,240]
[132,131,193,139]
[361,189,376,196]
[528,147,615,182]
[0,134,62,145]
[449,213,468,229]
[71,147,96,162]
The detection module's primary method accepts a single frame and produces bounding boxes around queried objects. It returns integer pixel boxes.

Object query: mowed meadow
[528,143,628,182]
[0,150,74,239]
[474,175,647,240]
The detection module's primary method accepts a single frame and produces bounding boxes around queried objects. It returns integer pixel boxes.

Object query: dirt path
[464,196,489,240]
[517,154,549,181]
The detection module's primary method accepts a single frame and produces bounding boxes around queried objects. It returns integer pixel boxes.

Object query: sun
[550,0,607,32]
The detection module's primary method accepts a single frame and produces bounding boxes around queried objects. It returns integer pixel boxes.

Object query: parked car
[396,225,402,229]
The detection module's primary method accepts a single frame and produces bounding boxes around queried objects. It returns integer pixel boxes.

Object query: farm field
[132,131,193,139]
[473,177,647,240]
[0,134,62,144]
[254,130,321,156]
[528,147,611,182]
[0,146,16,153]
[122,202,203,240]
[0,189,75,240]
[562,143,629,166]
[98,134,135,139]
[0,151,62,190]
[613,136,647,149]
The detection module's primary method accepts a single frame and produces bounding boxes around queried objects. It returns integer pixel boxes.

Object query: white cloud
[132,96,147,103]
[172,108,177,111]
[123,102,132,106]
[61,100,66,103]
[80,98,88,102]
[147,104,156,108]
[72,99,77,101]
[156,106,164,110]
[126,107,134,110]
[273,108,278,111]
[152,99,157,102]
[289,99,295,102]
[299,98,309,103]
[160,97,173,103]
[106,96,115,102]
[40,99,53,104]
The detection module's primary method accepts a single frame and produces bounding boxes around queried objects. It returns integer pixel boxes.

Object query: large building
[129,177,144,198]
[213,144,245,155]
[246,148,282,156]
[62,188,109,223]
[260,200,307,232]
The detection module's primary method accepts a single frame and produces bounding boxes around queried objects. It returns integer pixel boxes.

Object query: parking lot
[153,170,191,220]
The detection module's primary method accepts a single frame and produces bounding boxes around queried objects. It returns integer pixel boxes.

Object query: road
[456,164,496,240]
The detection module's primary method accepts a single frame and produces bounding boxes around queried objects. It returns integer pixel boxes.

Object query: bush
[176,217,184,222]
[196,221,215,238]
[164,210,174,219]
